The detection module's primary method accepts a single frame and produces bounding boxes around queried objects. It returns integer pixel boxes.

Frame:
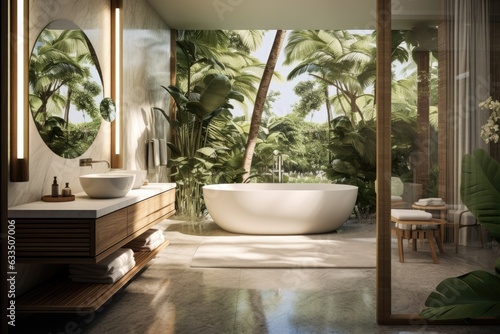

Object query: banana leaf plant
[420,148,500,320]
[154,73,245,220]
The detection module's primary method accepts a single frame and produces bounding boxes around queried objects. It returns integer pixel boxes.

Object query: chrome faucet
[79,158,110,170]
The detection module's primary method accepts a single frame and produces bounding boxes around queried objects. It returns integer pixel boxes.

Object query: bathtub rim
[202,183,359,192]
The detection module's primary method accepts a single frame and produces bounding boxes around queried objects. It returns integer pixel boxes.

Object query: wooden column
[415,51,430,197]
[376,0,392,324]
[438,0,453,203]
[169,29,177,145]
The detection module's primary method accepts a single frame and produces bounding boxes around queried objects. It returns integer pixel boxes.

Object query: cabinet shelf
[17,240,169,313]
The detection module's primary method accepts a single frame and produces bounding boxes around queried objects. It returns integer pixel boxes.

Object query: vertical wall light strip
[10,0,29,182]
[16,0,24,159]
[115,4,121,157]
[111,0,122,168]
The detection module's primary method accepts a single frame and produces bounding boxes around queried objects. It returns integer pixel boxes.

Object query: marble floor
[13,219,500,334]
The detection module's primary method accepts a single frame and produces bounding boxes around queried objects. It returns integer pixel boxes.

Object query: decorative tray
[41,195,76,202]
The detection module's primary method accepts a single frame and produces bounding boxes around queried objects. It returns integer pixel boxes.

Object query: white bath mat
[190,235,376,268]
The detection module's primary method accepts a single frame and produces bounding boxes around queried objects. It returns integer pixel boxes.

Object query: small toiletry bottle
[51,176,59,197]
[62,183,72,197]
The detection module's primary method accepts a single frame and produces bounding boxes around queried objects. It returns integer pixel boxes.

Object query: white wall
[122,0,171,182]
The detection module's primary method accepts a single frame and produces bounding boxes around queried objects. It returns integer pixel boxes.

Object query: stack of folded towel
[125,228,165,251]
[414,197,446,206]
[69,248,135,284]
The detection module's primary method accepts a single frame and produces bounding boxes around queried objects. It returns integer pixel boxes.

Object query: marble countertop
[8,183,176,219]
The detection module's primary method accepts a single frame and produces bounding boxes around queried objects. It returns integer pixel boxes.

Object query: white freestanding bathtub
[202,183,358,235]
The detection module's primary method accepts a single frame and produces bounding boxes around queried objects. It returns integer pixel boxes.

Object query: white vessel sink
[79,173,136,198]
[108,169,147,189]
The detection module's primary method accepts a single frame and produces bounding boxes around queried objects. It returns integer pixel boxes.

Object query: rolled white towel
[125,229,164,250]
[129,234,165,252]
[70,258,136,284]
[131,228,164,244]
[70,248,134,276]
[391,209,432,221]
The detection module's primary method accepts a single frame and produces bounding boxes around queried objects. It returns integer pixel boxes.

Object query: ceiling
[146,0,440,30]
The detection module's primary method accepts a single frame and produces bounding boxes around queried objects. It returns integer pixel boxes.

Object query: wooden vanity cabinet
[15,187,175,263]
[9,184,176,313]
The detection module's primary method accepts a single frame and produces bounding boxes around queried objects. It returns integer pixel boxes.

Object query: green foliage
[245,116,286,181]
[325,112,419,213]
[174,30,264,109]
[461,149,500,241]
[287,171,328,183]
[420,271,500,320]
[420,149,500,320]
[292,81,326,118]
[326,116,376,212]
[158,74,246,220]
[273,113,329,173]
[285,30,377,124]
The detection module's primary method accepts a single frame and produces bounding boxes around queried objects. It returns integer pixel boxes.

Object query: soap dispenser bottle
[51,176,59,197]
[62,182,72,197]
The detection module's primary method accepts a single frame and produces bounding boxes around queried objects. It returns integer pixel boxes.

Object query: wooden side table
[412,204,447,243]
[391,217,446,264]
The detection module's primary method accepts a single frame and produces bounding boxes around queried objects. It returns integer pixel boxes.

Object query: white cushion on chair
[391,209,432,221]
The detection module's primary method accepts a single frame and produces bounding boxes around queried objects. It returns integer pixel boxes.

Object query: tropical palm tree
[241,30,287,180]
[285,30,377,127]
[174,30,265,109]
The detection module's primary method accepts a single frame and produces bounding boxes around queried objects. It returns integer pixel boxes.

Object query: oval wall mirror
[29,20,104,159]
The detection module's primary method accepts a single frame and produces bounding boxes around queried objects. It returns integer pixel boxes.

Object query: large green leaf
[198,74,232,114]
[331,159,357,176]
[185,101,208,118]
[197,147,216,158]
[460,148,500,242]
[227,90,245,103]
[163,85,189,112]
[419,271,500,320]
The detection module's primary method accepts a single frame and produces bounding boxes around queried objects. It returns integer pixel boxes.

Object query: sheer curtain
[445,0,489,206]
